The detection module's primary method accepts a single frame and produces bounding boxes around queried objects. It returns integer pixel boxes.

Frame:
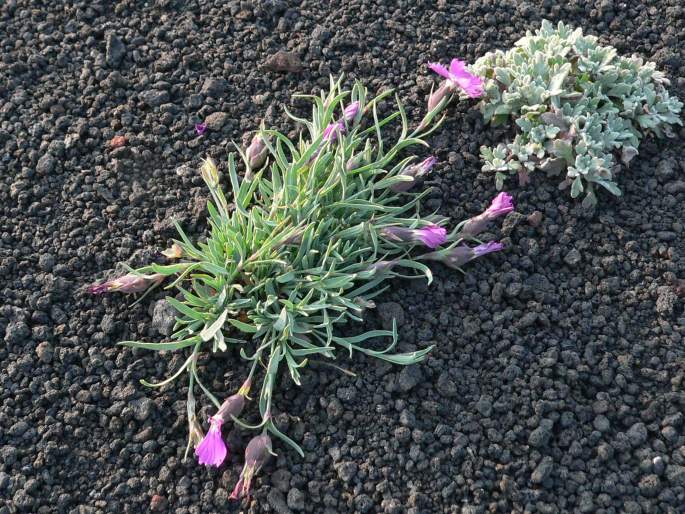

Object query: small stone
[399,409,416,427]
[140,89,170,108]
[38,254,55,271]
[354,494,374,513]
[4,321,30,345]
[335,461,358,482]
[638,475,660,497]
[436,372,457,398]
[106,33,126,67]
[527,211,543,227]
[36,153,56,175]
[204,112,229,130]
[475,396,493,417]
[270,469,291,493]
[656,158,676,179]
[529,419,554,448]
[109,135,127,148]
[531,456,553,484]
[130,397,154,421]
[36,342,53,363]
[150,494,168,512]
[263,50,303,73]
[397,365,422,393]
[653,456,665,475]
[326,398,343,420]
[656,286,677,316]
[287,488,305,511]
[627,422,648,447]
[594,415,611,432]
[201,77,228,97]
[377,302,405,330]
[9,421,29,437]
[666,464,685,486]
[564,248,582,266]
[394,426,411,443]
[151,299,177,337]
[267,489,292,514]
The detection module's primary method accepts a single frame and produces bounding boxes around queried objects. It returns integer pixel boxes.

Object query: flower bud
[230,434,273,500]
[390,156,437,193]
[88,273,164,295]
[427,81,455,111]
[380,224,446,249]
[246,134,268,171]
[420,241,504,269]
[367,259,399,273]
[343,101,360,123]
[461,192,514,236]
[201,157,219,187]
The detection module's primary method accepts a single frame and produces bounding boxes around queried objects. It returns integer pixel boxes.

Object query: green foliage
[123,77,464,454]
[473,20,682,206]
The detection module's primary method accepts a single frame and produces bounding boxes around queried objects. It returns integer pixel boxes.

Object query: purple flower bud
[380,224,447,249]
[343,101,360,123]
[390,156,437,193]
[346,152,366,171]
[421,241,504,269]
[230,434,273,501]
[195,123,207,136]
[461,192,515,236]
[322,121,345,143]
[215,393,246,423]
[194,417,227,467]
[246,134,268,171]
[88,273,164,295]
[427,81,455,111]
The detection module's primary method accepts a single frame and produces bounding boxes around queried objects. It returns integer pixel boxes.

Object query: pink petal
[449,59,468,78]
[195,418,227,467]
[428,62,450,80]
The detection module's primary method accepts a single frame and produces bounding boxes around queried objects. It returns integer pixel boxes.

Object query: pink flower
[390,156,437,193]
[428,59,484,98]
[473,241,504,257]
[195,123,207,136]
[194,379,251,468]
[421,241,504,269]
[416,225,447,248]
[230,434,272,501]
[380,224,447,249]
[195,417,227,467]
[485,192,515,218]
[87,273,164,295]
[461,192,515,236]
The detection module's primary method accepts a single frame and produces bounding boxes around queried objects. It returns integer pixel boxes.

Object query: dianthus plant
[472,20,682,207]
[90,72,513,499]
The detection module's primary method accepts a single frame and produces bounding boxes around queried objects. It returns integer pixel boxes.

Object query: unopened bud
[246,134,268,171]
[201,157,219,187]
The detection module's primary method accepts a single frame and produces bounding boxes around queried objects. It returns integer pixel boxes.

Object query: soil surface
[1,1,684,513]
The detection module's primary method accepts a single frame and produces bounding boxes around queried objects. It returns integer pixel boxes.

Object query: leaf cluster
[473,20,682,206]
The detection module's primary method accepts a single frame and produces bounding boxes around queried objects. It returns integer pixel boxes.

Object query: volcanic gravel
[1,1,684,513]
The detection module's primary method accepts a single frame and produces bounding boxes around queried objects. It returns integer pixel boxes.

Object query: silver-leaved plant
[473,20,682,207]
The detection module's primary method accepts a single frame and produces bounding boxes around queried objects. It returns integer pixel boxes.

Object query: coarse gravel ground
[1,0,684,513]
